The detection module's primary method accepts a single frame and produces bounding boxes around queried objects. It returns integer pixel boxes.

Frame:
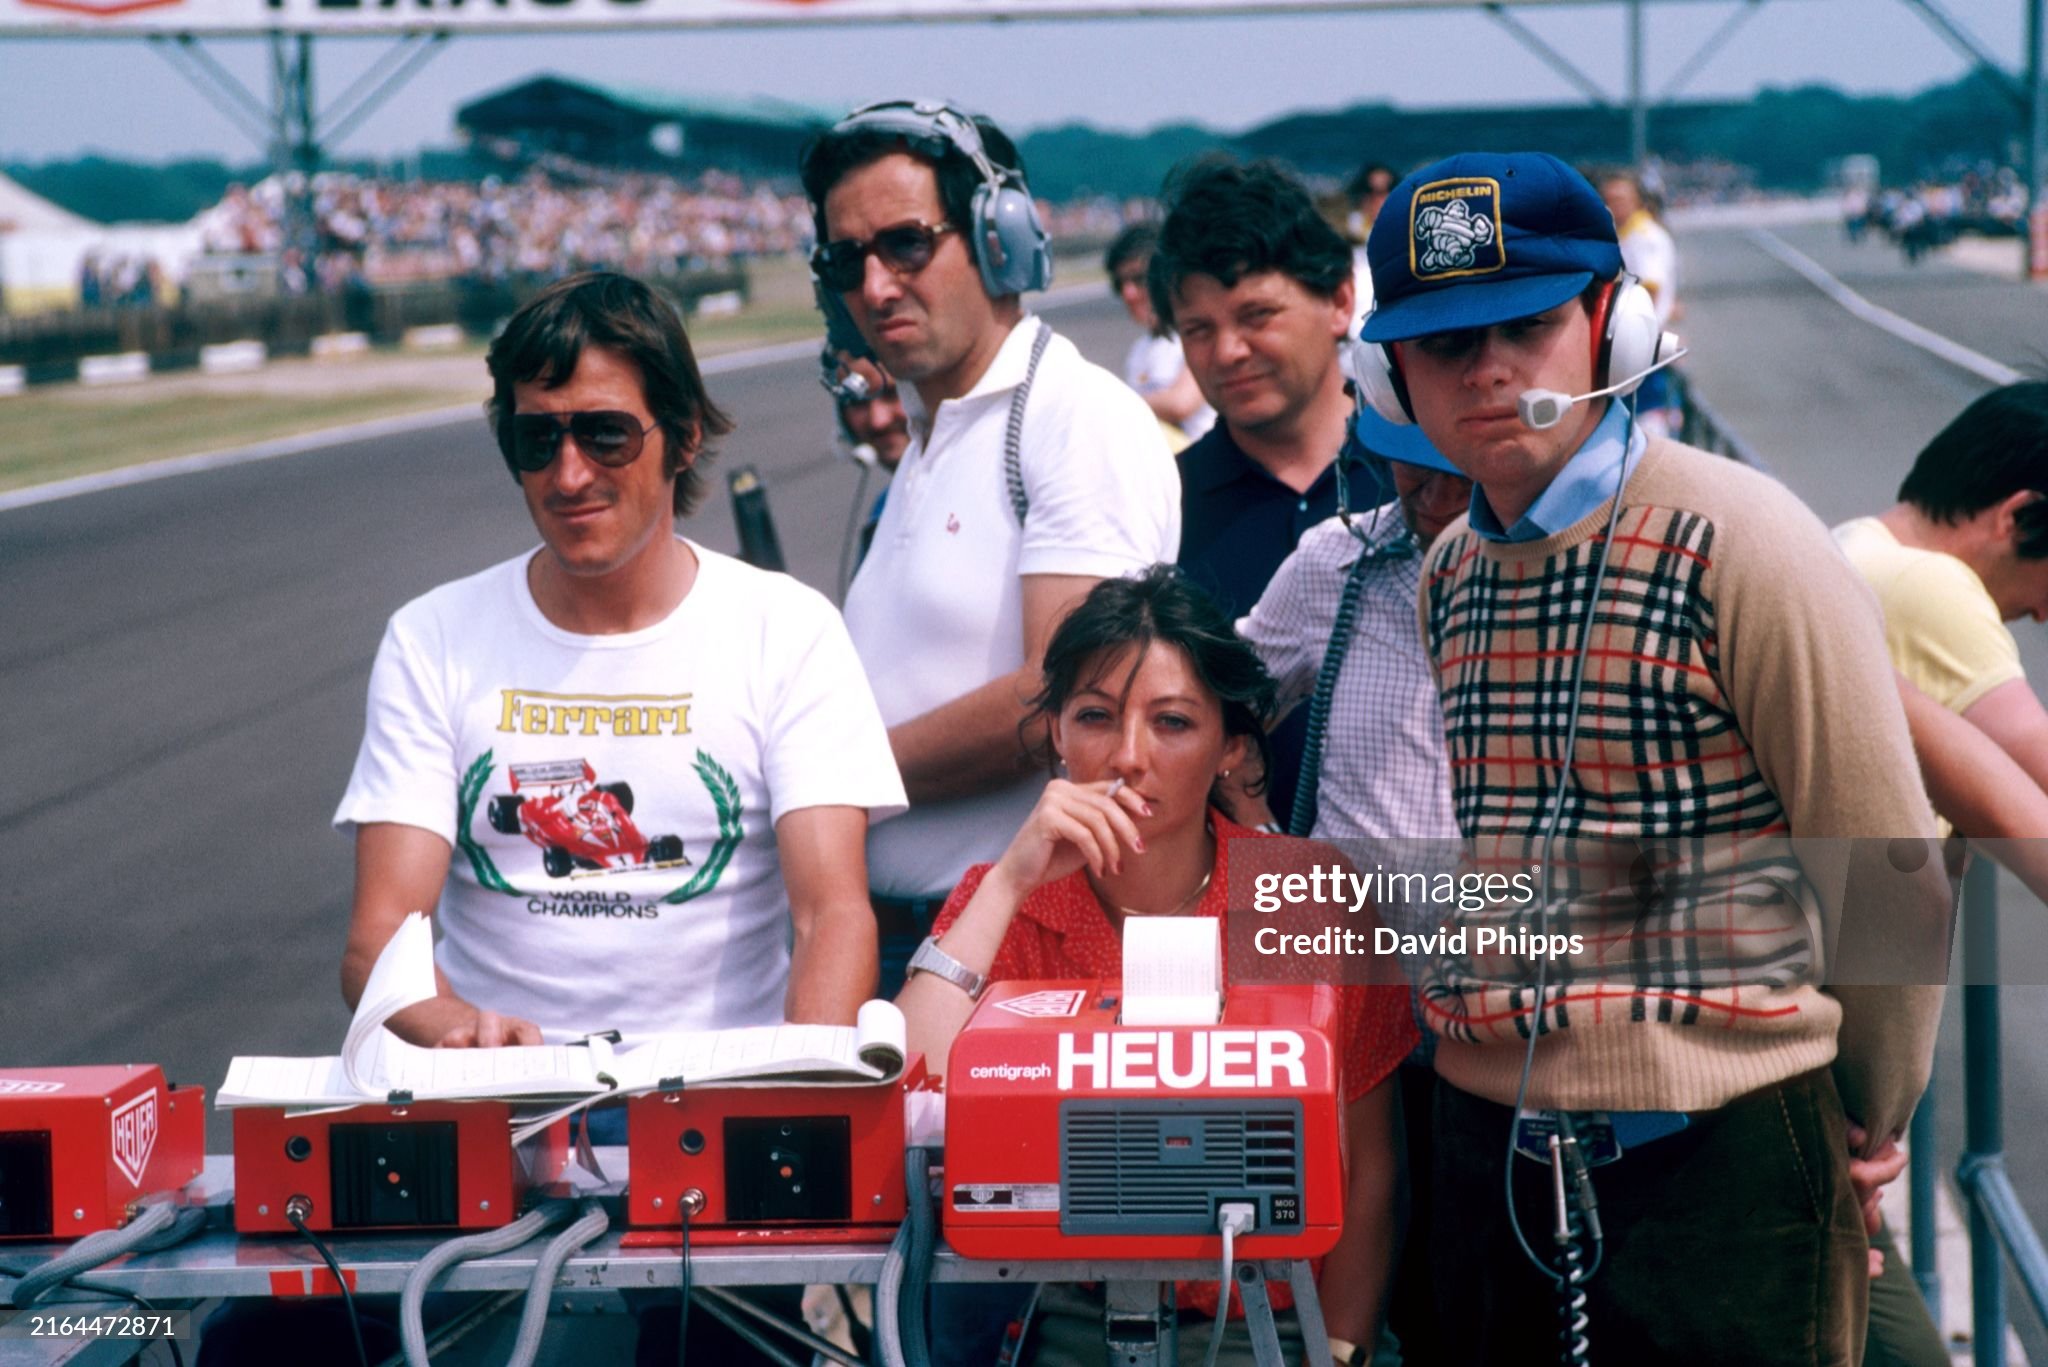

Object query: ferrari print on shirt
[486,758,688,881]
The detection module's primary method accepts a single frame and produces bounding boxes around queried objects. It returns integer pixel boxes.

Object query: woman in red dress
[898,566,1413,1366]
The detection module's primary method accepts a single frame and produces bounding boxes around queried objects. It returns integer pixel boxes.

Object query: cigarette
[1105,778,1125,799]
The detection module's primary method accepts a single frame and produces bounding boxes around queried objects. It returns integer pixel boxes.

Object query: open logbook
[218,913,906,1137]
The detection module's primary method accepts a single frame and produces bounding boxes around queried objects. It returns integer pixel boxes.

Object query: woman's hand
[990,778,1151,895]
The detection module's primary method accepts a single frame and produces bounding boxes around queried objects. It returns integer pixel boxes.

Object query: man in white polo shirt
[799,101,1179,991]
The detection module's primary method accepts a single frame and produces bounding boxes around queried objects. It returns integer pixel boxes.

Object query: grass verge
[0,253,1103,498]
[0,389,466,495]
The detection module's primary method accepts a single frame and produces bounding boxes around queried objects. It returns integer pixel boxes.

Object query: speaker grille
[1059,1100,1301,1235]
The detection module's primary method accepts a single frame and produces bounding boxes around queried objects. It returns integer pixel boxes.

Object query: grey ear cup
[818,99,1050,302]
[972,178,1052,297]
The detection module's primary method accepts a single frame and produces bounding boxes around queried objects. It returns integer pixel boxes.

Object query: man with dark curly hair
[1151,156,1374,825]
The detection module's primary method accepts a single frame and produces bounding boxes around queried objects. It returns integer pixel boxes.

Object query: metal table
[1,1155,1327,1366]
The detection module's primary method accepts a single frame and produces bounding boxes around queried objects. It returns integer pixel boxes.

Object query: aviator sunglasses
[504,410,659,473]
[811,220,957,293]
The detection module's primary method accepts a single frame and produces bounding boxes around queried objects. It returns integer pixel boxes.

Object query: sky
[0,0,2028,164]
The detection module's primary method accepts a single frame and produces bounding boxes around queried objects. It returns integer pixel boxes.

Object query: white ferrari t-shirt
[335,541,907,1042]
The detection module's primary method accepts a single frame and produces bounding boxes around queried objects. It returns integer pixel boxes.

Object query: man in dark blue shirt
[1151,157,1370,822]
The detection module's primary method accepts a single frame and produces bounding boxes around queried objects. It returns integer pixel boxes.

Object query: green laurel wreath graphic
[455,750,518,895]
[662,750,743,905]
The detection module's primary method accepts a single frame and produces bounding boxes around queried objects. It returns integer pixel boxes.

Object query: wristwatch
[1328,1337,1368,1367]
[907,935,988,1002]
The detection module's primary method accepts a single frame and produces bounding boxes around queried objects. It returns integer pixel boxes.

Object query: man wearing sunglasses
[336,272,905,1084]
[799,102,1178,992]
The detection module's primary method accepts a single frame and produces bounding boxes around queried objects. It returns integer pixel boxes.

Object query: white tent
[0,172,202,312]
[0,170,89,234]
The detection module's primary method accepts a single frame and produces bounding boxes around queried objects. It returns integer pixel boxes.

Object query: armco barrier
[0,265,750,376]
[1954,859,2048,1366]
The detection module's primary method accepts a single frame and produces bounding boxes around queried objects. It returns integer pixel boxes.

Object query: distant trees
[1019,70,2027,201]
[9,70,2027,223]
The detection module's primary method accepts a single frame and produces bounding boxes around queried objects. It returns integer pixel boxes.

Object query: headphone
[1349,273,1671,428]
[809,99,1053,356]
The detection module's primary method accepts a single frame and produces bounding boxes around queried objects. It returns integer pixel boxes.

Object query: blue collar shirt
[1466,401,1649,544]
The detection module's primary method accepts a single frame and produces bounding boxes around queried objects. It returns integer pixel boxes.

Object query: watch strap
[907,935,988,1002]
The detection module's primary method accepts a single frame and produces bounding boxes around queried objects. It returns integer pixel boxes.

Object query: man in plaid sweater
[1356,153,1950,1365]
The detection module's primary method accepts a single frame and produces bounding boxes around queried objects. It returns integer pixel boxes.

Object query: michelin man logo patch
[1409,178,1504,281]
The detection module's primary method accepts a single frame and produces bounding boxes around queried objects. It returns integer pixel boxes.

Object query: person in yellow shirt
[1836,382,2048,791]
[1834,380,2048,1367]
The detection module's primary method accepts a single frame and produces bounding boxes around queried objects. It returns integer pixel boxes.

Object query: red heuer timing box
[233,1102,570,1235]
[0,1065,206,1241]
[621,1056,930,1247]
[943,983,1345,1261]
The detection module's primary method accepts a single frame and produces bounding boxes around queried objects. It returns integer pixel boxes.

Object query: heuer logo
[0,1079,65,1096]
[1056,1030,1307,1091]
[110,1091,159,1188]
[21,0,187,19]
[993,989,1086,1019]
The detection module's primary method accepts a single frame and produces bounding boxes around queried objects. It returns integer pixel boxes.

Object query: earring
[1219,769,1233,780]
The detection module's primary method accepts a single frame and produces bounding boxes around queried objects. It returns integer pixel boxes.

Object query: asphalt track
[0,289,1139,1153]
[5,227,2048,1354]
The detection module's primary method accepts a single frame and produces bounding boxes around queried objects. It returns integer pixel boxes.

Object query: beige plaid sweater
[1418,437,1948,1141]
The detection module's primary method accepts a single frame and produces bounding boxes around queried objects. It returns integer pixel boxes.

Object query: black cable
[1555,1204,1591,1367]
[677,1205,691,1367]
[286,1207,369,1367]
[1503,398,1643,1295]
[0,1263,186,1367]
[1301,404,1414,837]
[834,1284,873,1359]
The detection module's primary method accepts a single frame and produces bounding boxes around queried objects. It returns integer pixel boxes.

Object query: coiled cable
[398,1198,577,1367]
[900,1147,935,1367]
[874,1219,912,1367]
[502,1199,609,1367]
[3,1201,204,1308]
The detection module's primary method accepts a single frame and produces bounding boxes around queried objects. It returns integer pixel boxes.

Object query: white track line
[0,402,486,514]
[0,279,1114,515]
[1746,229,2024,387]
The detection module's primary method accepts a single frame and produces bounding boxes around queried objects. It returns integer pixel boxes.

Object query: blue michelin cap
[1361,152,1622,343]
[1353,407,1464,475]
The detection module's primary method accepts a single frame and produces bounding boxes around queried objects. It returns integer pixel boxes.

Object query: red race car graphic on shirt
[486,759,689,880]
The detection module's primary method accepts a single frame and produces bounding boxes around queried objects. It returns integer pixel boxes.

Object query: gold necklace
[1104,868,1213,919]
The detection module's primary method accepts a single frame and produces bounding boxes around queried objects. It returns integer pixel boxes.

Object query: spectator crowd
[193,167,817,293]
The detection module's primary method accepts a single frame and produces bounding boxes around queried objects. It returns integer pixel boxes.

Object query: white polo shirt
[844,314,1181,898]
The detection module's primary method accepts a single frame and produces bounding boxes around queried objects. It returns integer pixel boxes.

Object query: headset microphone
[1517,341,1688,431]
